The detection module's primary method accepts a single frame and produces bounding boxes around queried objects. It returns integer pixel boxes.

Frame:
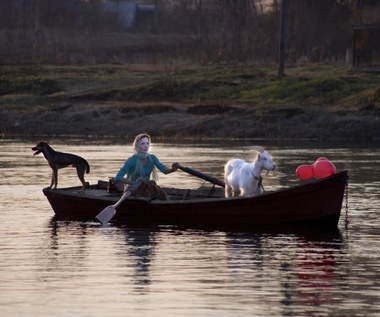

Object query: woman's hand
[172,162,180,171]
[165,162,180,174]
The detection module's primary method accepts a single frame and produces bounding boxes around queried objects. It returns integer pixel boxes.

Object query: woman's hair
[133,133,151,153]
[130,133,158,181]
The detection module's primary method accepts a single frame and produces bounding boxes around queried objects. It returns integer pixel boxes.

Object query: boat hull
[43,171,348,229]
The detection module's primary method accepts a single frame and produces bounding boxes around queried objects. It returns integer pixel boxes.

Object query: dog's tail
[85,160,90,174]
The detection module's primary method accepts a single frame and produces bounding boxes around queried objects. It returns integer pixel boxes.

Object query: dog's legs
[76,166,87,193]
[52,169,58,190]
[49,172,55,189]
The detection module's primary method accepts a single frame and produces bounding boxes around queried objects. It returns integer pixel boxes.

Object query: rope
[344,176,349,230]
[258,176,265,192]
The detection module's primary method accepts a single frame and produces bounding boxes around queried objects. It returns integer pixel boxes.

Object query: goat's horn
[252,146,265,153]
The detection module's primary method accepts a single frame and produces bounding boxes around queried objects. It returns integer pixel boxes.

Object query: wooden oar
[95,179,143,225]
[178,165,225,187]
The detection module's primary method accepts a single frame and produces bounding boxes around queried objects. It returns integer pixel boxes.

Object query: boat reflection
[214,229,343,316]
[47,217,344,313]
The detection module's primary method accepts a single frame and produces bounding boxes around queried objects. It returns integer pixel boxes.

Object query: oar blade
[96,205,116,225]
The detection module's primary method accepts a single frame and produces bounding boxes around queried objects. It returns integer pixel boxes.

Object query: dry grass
[1,63,379,140]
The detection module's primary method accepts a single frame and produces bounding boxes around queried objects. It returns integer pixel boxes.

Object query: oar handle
[113,191,132,208]
[178,165,225,188]
[96,178,145,225]
[113,178,144,208]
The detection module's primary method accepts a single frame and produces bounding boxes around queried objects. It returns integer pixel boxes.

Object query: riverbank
[1,64,379,141]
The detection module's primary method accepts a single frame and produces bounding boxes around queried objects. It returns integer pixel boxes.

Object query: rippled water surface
[0,138,379,317]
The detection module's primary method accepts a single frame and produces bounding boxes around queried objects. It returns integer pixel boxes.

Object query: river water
[0,138,379,317]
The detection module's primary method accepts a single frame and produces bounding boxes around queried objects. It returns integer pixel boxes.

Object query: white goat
[224,146,276,197]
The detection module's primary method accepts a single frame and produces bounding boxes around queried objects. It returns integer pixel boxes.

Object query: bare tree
[0,0,377,65]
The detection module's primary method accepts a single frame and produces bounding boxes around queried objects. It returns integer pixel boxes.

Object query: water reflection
[43,219,91,283]
[122,228,156,293]
[47,217,346,316]
[225,229,343,316]
[48,219,157,295]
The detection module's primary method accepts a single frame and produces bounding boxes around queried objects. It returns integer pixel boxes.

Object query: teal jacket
[115,154,168,182]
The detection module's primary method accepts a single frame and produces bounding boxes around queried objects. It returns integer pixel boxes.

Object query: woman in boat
[110,133,179,198]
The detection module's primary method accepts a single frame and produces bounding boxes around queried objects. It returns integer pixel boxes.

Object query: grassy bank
[1,64,379,140]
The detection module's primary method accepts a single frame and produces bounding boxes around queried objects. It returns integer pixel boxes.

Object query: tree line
[0,0,379,64]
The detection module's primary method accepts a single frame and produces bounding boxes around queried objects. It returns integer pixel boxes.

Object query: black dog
[32,141,90,193]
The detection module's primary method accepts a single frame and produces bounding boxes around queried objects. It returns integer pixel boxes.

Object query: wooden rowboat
[43,170,348,229]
